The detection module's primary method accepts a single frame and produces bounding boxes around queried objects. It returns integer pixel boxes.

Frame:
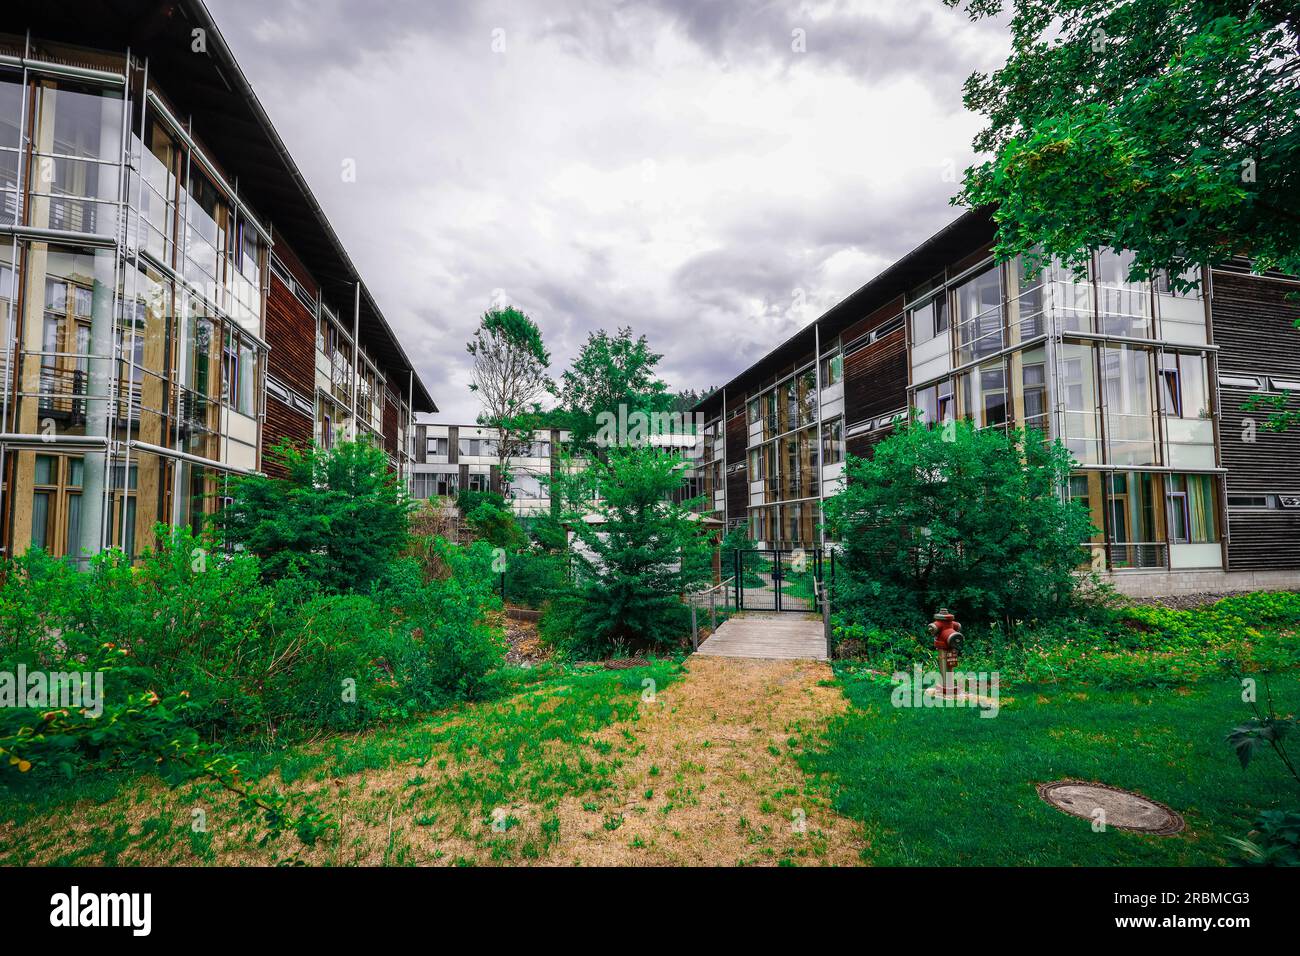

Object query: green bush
[824,418,1095,630]
[214,439,411,594]
[457,489,527,551]
[0,529,507,761]
[502,550,568,609]
[395,540,506,707]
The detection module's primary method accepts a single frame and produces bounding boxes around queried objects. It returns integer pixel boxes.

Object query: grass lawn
[0,660,685,866]
[5,649,1297,867]
[799,666,1300,865]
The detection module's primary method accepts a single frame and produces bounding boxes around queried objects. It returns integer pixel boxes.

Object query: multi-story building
[0,1,435,564]
[409,422,571,516]
[694,207,1300,596]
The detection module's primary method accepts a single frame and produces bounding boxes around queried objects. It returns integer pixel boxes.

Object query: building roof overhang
[694,205,996,418]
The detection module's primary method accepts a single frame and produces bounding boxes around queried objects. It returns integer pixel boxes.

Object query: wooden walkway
[695,612,828,661]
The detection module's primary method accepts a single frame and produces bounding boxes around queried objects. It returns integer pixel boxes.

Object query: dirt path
[546,655,865,866]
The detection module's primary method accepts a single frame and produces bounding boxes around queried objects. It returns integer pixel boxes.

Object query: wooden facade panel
[1226,512,1300,571]
[1219,389,1300,497]
[844,428,892,461]
[1212,272,1300,377]
[839,296,905,349]
[1211,271,1300,569]
[266,272,318,397]
[263,395,313,479]
[270,233,320,302]
[842,325,907,426]
[383,392,399,456]
[724,412,748,523]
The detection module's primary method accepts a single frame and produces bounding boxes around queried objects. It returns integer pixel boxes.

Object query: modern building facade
[0,2,435,564]
[409,422,572,516]
[694,208,1300,596]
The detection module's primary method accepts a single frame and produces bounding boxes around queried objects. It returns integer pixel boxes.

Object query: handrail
[690,576,734,598]
[813,576,832,660]
[686,576,736,651]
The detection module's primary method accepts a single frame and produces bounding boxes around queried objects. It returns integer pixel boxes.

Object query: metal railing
[687,576,735,651]
[813,575,832,660]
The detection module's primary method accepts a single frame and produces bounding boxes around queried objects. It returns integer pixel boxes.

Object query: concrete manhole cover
[1037,780,1185,835]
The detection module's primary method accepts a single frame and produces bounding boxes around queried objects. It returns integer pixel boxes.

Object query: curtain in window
[31,491,50,549]
[1187,475,1216,542]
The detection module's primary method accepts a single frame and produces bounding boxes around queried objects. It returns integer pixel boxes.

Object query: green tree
[466,306,553,485]
[548,446,710,655]
[947,0,1300,284]
[214,439,409,593]
[558,327,673,454]
[823,419,1095,628]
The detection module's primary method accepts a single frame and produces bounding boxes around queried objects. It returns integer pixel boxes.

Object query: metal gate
[730,548,831,613]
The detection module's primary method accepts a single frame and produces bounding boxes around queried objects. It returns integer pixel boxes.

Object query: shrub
[0,529,507,753]
[457,489,528,551]
[824,418,1095,630]
[214,438,410,594]
[396,540,506,706]
[502,549,568,609]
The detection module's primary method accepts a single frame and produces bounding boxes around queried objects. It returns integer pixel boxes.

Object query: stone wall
[1101,568,1300,599]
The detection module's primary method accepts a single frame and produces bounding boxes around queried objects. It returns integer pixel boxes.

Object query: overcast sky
[206,0,1010,422]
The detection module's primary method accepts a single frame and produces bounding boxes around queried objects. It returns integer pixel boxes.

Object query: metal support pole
[350,282,360,440]
[690,603,698,651]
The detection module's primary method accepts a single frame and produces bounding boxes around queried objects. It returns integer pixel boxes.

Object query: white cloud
[207,0,1009,421]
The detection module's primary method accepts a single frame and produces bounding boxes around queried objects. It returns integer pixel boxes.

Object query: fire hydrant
[926,608,963,697]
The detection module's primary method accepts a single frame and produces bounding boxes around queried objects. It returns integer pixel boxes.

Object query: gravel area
[504,617,551,667]
[1128,590,1260,610]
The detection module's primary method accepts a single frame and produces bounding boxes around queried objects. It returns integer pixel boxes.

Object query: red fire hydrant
[927,608,963,697]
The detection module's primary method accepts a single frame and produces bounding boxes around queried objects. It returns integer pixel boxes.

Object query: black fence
[730,547,832,613]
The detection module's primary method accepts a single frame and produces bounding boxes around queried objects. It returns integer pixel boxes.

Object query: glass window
[1167,474,1218,543]
[1096,249,1152,337]
[1017,346,1049,436]
[953,267,1003,365]
[129,118,178,263]
[1059,343,1100,464]
[29,81,124,237]
[238,339,257,417]
[1156,265,1202,298]
[915,384,938,424]
[747,397,759,425]
[820,352,842,387]
[1102,344,1158,466]
[21,245,117,436]
[822,417,844,465]
[910,296,948,345]
[1106,471,1165,568]
[184,168,228,293]
[0,74,22,225]
[958,360,1008,430]
[1158,352,1209,420]
[1067,470,1106,557]
[1006,256,1047,343]
[797,369,817,427]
